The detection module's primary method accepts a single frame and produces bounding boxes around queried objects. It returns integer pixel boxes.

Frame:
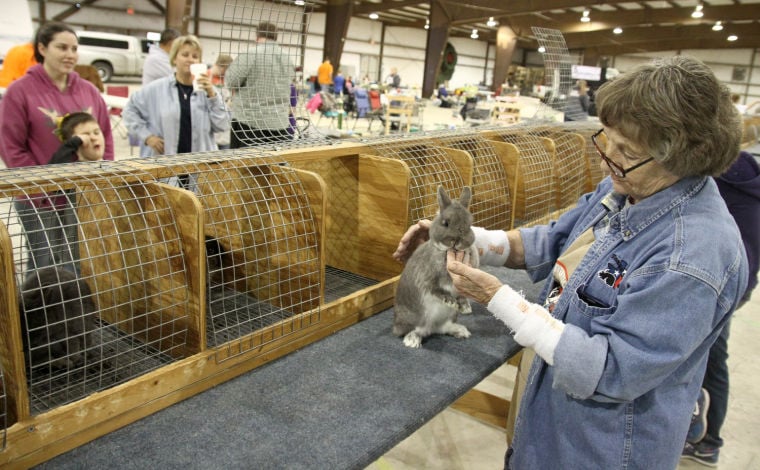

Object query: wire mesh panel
[531,28,576,122]
[528,127,590,211]
[480,128,558,228]
[366,136,469,224]
[430,130,512,231]
[220,0,329,147]
[0,163,192,414]
[144,152,323,360]
[563,122,608,188]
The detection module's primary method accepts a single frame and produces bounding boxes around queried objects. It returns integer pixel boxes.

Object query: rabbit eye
[441,219,449,227]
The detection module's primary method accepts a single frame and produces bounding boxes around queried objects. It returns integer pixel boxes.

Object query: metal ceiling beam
[561,22,760,50]
[353,0,428,15]
[505,4,760,33]
[53,0,99,22]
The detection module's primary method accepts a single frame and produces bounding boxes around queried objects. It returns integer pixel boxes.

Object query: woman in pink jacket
[0,21,114,273]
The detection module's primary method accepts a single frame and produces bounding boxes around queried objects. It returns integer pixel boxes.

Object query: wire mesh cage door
[0,165,194,416]
[481,129,559,228]
[146,153,324,361]
[367,138,471,225]
[431,132,512,231]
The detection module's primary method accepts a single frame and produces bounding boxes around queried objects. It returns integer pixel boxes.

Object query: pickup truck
[77,31,149,82]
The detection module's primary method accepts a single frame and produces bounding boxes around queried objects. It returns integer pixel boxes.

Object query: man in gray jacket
[225,21,295,147]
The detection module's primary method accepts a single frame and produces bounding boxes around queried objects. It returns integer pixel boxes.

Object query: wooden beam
[422,0,450,98]
[324,0,354,73]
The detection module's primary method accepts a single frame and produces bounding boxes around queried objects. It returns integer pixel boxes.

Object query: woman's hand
[447,250,502,304]
[196,72,216,98]
[145,135,165,154]
[392,219,431,263]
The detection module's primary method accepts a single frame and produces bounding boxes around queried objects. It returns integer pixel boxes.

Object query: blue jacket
[512,176,748,469]
[123,74,229,157]
[716,151,760,296]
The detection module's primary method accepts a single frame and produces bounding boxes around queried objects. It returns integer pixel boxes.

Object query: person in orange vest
[0,42,36,87]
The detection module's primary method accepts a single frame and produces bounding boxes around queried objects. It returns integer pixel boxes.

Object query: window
[78,37,129,50]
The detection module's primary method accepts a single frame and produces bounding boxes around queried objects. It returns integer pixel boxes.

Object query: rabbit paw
[442,296,458,309]
[444,322,471,339]
[457,297,472,314]
[403,331,423,348]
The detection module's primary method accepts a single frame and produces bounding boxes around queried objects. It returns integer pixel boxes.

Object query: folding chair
[352,88,382,132]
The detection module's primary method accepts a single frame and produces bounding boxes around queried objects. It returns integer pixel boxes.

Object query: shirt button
[624,230,632,237]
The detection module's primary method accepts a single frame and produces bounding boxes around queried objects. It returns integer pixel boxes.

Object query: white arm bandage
[487,286,565,365]
[472,226,510,267]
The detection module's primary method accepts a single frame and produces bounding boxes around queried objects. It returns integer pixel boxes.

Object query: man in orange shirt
[316,58,332,92]
[0,42,36,87]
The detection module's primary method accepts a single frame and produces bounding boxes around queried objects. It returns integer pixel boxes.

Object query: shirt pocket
[573,273,619,317]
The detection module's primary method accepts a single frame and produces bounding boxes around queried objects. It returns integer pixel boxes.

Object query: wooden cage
[0,123,597,466]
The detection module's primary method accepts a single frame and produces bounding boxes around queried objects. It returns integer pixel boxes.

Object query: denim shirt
[512,176,748,469]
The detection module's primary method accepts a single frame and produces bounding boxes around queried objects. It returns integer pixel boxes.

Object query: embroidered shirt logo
[598,254,627,288]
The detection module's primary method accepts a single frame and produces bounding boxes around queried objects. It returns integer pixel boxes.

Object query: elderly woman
[394,56,747,468]
[123,34,229,159]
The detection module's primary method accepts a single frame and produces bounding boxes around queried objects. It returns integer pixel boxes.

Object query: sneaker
[687,388,710,444]
[682,441,719,467]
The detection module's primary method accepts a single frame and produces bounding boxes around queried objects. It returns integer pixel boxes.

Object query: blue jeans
[701,311,735,448]
[15,195,79,274]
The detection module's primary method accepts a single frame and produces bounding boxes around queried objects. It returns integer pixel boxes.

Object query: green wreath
[438,42,457,83]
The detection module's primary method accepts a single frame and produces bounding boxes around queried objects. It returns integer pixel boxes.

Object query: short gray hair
[596,56,741,177]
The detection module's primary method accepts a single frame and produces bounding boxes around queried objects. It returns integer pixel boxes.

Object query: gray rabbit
[393,186,480,348]
[18,267,100,371]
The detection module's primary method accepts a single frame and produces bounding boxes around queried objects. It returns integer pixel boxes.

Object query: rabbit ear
[437,185,451,211]
[459,186,472,208]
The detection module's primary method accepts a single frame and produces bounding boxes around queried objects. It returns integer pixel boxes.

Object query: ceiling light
[581,10,590,23]
[294,0,304,5]
[692,5,703,19]
[369,12,379,20]
[613,27,623,34]
[470,29,479,39]
[712,21,723,31]
[728,35,738,41]
[487,17,497,27]
[538,46,546,53]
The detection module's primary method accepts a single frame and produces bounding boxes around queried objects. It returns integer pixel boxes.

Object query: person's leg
[683,316,733,466]
[15,199,58,272]
[702,318,732,448]
[230,120,255,149]
[506,348,533,445]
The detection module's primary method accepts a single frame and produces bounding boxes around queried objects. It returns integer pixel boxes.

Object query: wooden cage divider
[286,149,411,282]
[0,220,28,426]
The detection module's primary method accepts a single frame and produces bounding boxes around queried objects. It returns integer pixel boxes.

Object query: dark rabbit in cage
[18,267,102,371]
[205,235,246,291]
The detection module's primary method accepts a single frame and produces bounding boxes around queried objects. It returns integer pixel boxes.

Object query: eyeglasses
[591,129,655,178]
